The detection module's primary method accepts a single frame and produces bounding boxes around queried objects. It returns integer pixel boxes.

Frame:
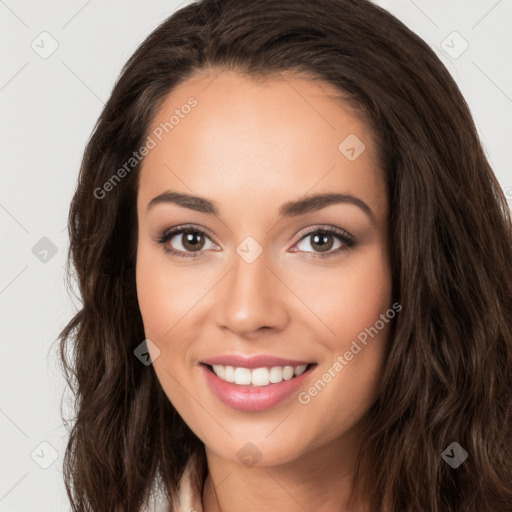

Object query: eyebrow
[147,191,376,224]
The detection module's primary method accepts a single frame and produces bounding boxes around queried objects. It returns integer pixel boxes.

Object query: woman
[58,0,512,511]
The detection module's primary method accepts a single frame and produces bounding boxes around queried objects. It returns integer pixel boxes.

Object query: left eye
[291,228,356,257]
[295,231,344,253]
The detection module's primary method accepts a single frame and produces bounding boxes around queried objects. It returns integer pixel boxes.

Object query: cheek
[135,245,203,423]
[135,243,205,339]
[295,244,392,346]
[136,251,170,339]
[298,246,392,423]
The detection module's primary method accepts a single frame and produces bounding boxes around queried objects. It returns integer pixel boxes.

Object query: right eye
[156,225,218,259]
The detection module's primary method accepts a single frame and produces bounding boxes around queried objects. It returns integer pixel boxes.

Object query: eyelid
[295,224,354,242]
[155,223,217,243]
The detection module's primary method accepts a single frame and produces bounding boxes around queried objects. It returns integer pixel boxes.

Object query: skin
[136,69,392,512]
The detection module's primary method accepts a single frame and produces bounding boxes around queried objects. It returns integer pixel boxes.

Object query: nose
[213,250,289,338]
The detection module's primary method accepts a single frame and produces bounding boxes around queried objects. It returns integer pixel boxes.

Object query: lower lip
[200,363,316,412]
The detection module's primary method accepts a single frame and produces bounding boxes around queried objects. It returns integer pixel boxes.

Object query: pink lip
[201,354,314,369]
[200,363,316,412]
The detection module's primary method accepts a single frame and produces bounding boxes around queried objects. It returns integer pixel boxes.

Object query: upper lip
[201,354,315,369]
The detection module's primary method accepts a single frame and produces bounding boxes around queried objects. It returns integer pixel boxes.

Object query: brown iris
[310,233,334,252]
[181,231,206,251]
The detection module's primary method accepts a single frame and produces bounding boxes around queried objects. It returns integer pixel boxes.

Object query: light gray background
[1,1,511,510]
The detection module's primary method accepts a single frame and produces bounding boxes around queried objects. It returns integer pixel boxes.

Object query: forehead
[137,70,386,222]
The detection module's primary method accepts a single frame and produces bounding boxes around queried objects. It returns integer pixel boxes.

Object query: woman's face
[136,70,392,466]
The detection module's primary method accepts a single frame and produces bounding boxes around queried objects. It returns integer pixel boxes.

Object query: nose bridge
[214,244,288,334]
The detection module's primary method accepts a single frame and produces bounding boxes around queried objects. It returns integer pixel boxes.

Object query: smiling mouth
[202,363,317,387]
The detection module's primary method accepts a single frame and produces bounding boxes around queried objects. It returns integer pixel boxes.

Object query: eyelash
[155,224,357,260]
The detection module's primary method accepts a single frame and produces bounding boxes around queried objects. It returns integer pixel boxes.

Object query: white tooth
[212,365,225,379]
[282,366,294,380]
[224,365,235,383]
[251,367,270,386]
[212,364,307,386]
[294,365,307,376]
[234,367,252,385]
[269,366,284,383]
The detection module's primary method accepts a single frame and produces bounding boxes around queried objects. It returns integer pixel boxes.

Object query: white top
[142,450,204,512]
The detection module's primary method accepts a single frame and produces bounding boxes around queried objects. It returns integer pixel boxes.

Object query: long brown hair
[58,0,512,510]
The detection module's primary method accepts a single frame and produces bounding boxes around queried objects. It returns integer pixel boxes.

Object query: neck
[201,431,369,512]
